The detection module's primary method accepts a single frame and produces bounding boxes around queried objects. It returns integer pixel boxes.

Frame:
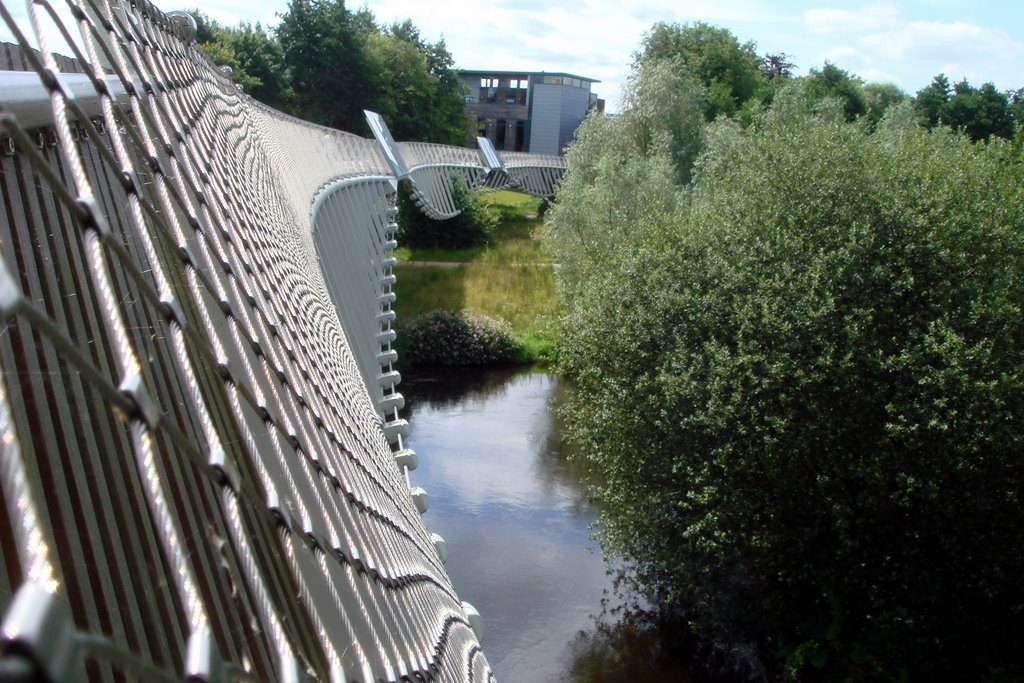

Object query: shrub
[397,309,519,367]
[396,177,496,249]
[556,105,1024,679]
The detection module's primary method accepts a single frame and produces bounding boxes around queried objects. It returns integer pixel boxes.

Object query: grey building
[458,70,603,156]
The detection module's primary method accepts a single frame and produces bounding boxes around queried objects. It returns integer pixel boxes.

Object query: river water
[400,368,608,682]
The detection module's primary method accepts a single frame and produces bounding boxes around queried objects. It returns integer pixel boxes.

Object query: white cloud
[861,20,1024,88]
[857,67,900,84]
[863,20,1024,62]
[822,45,869,63]
[804,3,901,34]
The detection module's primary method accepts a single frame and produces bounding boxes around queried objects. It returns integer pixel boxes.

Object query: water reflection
[402,368,605,682]
[403,367,721,683]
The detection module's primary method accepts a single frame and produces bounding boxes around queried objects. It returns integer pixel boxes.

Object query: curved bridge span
[0,1,566,681]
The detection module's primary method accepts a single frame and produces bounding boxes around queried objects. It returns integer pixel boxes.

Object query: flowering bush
[397,309,519,367]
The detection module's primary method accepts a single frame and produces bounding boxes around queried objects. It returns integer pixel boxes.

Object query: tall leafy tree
[805,61,867,120]
[1010,87,1024,122]
[416,35,473,145]
[637,21,761,120]
[190,10,292,109]
[228,23,292,110]
[915,75,1016,142]
[861,81,909,126]
[759,52,794,80]
[365,20,468,145]
[944,80,1015,141]
[548,57,702,302]
[914,73,951,127]
[277,0,374,132]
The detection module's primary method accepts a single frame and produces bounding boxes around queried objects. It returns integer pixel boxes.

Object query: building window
[480,77,499,88]
[514,120,526,152]
[480,86,498,103]
[543,75,562,85]
[504,78,528,104]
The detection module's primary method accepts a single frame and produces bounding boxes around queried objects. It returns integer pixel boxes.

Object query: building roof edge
[457,69,600,83]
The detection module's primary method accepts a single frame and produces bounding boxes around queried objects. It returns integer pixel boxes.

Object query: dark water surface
[401,368,607,682]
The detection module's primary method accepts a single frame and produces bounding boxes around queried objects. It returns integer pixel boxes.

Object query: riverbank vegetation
[394,191,559,367]
[550,21,1024,682]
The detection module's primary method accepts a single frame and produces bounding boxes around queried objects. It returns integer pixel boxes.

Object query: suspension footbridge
[0,2,566,680]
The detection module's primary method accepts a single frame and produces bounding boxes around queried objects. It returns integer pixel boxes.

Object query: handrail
[0,69,127,128]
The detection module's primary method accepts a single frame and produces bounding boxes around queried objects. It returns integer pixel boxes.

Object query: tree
[914,73,950,127]
[1011,87,1024,151]
[276,2,468,141]
[365,21,468,145]
[277,0,375,132]
[805,61,867,120]
[915,75,1016,142]
[552,73,1024,680]
[943,80,1015,141]
[189,11,292,109]
[637,21,761,120]
[861,81,908,126]
[759,52,794,80]
[546,58,702,299]
[416,35,473,145]
[366,30,436,139]
[1010,87,1024,123]
[228,23,292,110]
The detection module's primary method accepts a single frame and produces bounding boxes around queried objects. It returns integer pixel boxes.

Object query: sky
[3,1,1023,113]
[197,0,1024,112]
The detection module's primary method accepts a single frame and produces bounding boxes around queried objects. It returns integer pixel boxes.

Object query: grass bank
[393,190,559,364]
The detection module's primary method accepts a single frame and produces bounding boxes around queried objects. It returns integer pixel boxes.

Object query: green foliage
[229,0,467,141]
[861,81,909,126]
[362,20,468,144]
[914,74,950,127]
[914,74,1018,142]
[276,0,373,132]
[620,58,706,184]
[396,179,496,250]
[638,21,762,120]
[228,23,292,109]
[547,58,702,300]
[805,61,868,121]
[554,85,1024,679]
[190,11,293,110]
[396,309,519,367]
[945,80,1016,142]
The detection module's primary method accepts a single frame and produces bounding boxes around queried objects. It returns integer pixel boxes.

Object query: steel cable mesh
[0,0,508,678]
